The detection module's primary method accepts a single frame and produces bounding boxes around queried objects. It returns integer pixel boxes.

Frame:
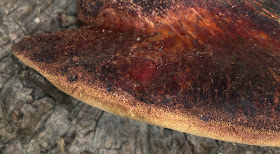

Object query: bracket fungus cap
[13,0,280,146]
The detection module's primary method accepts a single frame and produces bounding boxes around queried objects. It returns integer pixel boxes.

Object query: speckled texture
[14,0,280,134]
[3,0,280,153]
[76,0,280,132]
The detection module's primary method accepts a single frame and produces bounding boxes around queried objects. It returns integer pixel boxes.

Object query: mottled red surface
[14,0,280,131]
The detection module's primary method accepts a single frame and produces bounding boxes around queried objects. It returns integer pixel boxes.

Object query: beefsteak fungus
[13,0,280,146]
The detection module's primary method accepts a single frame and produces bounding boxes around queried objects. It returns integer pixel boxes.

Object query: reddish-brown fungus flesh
[13,0,280,146]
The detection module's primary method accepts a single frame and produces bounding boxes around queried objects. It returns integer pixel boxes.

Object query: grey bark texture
[0,0,280,153]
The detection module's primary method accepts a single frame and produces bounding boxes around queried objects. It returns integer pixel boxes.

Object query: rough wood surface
[1,0,280,153]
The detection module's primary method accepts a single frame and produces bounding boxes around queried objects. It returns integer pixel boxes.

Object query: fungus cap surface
[13,0,280,146]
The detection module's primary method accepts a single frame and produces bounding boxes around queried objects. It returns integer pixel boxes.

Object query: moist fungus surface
[13,0,280,146]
